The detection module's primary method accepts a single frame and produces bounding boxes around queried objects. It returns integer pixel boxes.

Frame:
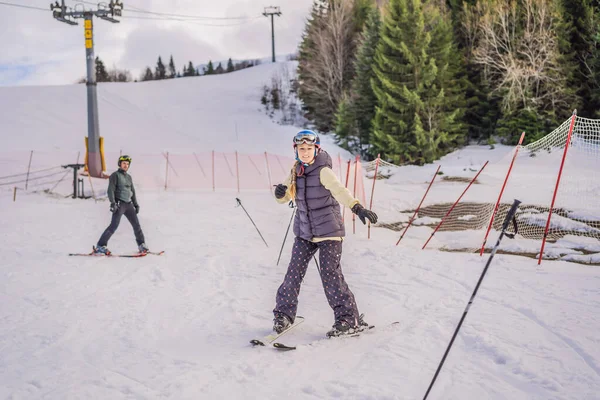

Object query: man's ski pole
[236,198,269,248]
[422,199,521,400]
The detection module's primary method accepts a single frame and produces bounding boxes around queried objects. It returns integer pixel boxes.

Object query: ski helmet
[118,155,132,167]
[293,130,320,148]
[293,130,321,167]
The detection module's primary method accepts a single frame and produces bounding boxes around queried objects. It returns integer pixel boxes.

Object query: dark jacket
[293,151,345,241]
[107,169,138,206]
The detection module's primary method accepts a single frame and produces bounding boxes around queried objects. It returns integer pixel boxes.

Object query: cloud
[117,26,225,77]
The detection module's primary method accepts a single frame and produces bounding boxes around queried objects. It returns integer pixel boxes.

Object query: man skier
[94,155,149,255]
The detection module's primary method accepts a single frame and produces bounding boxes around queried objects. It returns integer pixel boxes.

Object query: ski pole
[422,199,521,400]
[277,204,296,265]
[235,198,269,248]
[276,203,320,271]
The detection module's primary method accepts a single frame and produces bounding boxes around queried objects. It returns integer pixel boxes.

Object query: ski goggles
[293,131,319,146]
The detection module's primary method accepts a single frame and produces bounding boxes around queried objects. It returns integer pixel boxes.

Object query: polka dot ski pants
[273,237,359,326]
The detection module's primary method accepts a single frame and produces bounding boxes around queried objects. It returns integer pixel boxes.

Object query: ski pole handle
[501,199,521,232]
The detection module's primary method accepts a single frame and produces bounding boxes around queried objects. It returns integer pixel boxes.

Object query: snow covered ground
[1,62,599,399]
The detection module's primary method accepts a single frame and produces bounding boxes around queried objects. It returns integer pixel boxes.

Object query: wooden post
[25,150,33,190]
[13,187,17,202]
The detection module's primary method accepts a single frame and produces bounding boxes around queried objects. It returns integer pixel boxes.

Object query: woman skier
[272,130,378,337]
[94,155,149,255]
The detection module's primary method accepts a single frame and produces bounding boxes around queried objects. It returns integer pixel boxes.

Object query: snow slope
[1,62,599,400]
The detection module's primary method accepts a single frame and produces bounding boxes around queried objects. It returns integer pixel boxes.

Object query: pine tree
[155,56,167,80]
[591,29,600,117]
[95,56,110,82]
[561,0,597,117]
[297,1,328,129]
[371,0,465,165]
[226,58,235,73]
[205,60,215,75]
[335,5,381,158]
[141,67,154,81]
[215,62,225,74]
[168,55,176,79]
[183,61,195,77]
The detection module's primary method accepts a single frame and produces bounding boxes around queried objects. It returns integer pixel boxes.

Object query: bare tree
[299,0,358,131]
[465,0,575,113]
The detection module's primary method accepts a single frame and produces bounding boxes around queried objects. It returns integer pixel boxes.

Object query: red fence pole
[342,159,351,223]
[479,132,525,256]
[368,155,381,239]
[397,165,441,246]
[538,111,578,265]
[422,161,489,250]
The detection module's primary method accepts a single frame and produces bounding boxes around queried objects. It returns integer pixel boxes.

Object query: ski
[68,252,146,258]
[250,316,305,347]
[273,321,399,351]
[68,250,164,257]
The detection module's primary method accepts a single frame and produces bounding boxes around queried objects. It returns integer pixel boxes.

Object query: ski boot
[93,245,111,256]
[273,314,292,334]
[327,314,370,338]
[138,243,149,254]
[327,320,356,337]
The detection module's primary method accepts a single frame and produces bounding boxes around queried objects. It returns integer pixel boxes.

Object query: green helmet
[118,155,132,167]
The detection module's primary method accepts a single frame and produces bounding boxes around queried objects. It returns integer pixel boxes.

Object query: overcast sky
[0,0,313,86]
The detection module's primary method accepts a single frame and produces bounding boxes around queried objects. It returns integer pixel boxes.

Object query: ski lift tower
[50,0,124,178]
[263,6,282,63]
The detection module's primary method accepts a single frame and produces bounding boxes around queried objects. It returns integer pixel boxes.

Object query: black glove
[351,203,378,225]
[274,184,288,199]
[110,202,119,214]
[134,204,140,214]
